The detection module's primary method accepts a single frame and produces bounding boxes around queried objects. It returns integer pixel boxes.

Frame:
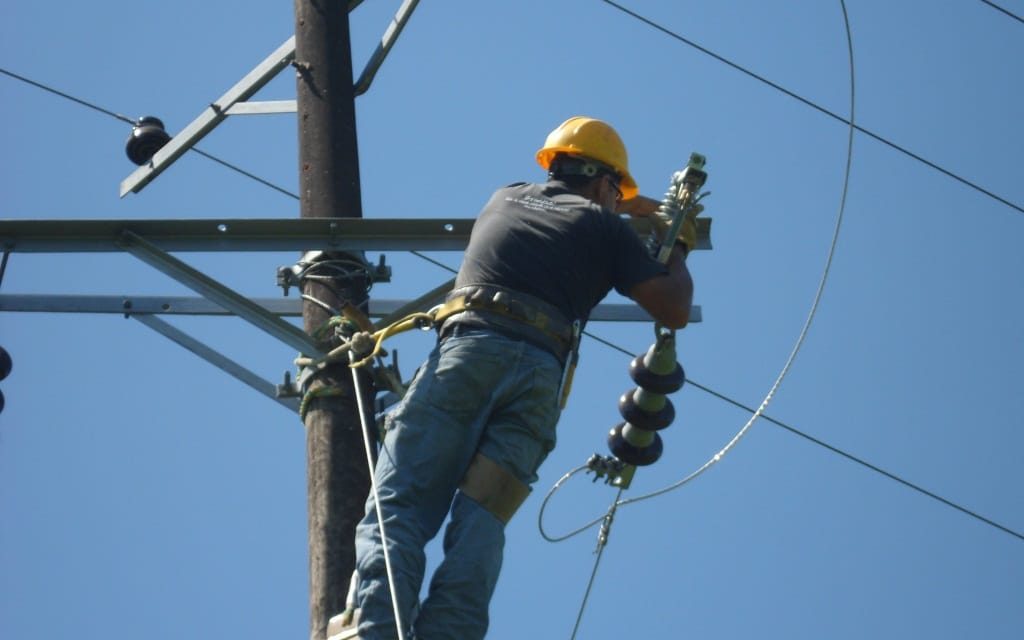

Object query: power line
[980,0,1024,24]
[583,332,1024,543]
[0,67,137,125]
[597,0,1024,217]
[191,149,300,200]
[0,66,297,197]
[0,250,10,289]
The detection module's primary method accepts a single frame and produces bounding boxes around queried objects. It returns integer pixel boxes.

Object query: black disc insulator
[126,116,171,165]
[629,355,685,394]
[618,390,675,431]
[0,346,10,381]
[607,422,663,466]
[0,389,4,414]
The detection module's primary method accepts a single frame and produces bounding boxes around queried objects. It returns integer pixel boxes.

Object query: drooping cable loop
[537,465,594,543]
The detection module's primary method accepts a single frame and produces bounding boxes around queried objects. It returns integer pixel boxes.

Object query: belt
[434,285,577,362]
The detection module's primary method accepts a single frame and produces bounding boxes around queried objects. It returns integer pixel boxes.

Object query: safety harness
[434,285,576,361]
[434,284,583,413]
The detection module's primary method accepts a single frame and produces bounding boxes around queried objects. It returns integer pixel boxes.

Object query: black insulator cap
[0,346,10,381]
[629,354,685,394]
[125,116,171,165]
[608,422,663,466]
[618,390,675,431]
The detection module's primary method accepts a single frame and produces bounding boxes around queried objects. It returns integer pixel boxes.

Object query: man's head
[545,153,625,211]
[535,116,638,208]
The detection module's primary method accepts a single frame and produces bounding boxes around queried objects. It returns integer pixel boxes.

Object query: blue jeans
[354,327,563,639]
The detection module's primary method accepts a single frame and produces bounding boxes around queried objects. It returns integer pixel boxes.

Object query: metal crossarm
[116,230,323,356]
[0,218,475,253]
[0,217,707,253]
[119,37,298,197]
[0,294,702,324]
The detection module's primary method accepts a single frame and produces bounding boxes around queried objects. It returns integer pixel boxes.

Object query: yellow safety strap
[343,288,577,378]
[432,294,573,353]
[347,311,434,369]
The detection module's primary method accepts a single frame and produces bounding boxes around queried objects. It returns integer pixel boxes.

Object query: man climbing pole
[351,116,696,639]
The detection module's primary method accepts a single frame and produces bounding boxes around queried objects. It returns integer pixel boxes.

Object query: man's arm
[629,243,693,329]
[619,194,695,329]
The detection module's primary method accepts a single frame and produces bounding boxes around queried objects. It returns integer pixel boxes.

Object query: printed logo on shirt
[505,195,570,213]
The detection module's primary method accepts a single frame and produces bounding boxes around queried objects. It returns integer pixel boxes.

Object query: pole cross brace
[116,230,324,357]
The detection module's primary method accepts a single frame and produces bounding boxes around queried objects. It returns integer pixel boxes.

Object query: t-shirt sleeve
[608,215,669,298]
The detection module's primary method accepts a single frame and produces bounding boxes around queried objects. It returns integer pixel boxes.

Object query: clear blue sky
[2,1,1022,639]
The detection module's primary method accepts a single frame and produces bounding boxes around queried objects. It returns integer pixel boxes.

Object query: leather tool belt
[434,284,577,363]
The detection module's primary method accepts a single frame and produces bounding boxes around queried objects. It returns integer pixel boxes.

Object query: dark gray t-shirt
[455,181,667,323]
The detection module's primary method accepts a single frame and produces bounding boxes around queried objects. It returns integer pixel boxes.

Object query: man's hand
[616,195,662,217]
[619,195,703,254]
[647,203,702,254]
[676,203,703,254]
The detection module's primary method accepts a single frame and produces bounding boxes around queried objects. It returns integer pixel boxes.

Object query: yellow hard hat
[536,116,638,200]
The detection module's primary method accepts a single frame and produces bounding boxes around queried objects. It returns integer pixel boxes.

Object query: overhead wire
[979,0,1024,24]
[581,334,1024,543]
[0,66,297,197]
[0,67,137,125]
[0,250,10,289]
[190,148,301,200]
[596,0,1024,217]
[5,58,1020,544]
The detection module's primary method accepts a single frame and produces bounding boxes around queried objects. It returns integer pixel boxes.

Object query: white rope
[349,351,408,639]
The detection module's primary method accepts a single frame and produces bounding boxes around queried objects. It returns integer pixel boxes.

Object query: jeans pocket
[413,338,507,423]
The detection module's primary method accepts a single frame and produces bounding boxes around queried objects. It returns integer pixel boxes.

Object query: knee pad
[459,453,530,524]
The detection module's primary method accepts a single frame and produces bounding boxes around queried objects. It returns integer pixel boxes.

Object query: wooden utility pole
[294,2,371,639]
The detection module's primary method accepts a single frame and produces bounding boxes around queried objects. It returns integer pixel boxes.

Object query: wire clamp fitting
[585,453,626,485]
[276,251,390,297]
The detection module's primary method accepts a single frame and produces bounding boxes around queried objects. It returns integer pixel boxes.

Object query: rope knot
[349,331,376,361]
